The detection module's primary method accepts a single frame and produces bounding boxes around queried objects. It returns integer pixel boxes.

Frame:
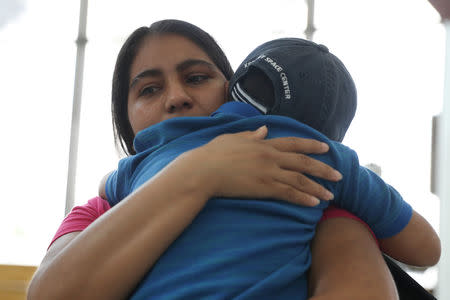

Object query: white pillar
[304,0,315,40]
[437,19,450,300]
[65,0,88,215]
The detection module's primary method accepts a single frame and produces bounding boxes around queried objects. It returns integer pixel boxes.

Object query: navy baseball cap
[229,38,357,142]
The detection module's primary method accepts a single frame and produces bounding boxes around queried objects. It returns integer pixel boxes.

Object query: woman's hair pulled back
[111,19,233,155]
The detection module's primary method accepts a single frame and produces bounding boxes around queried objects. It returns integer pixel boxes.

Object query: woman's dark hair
[112,19,234,156]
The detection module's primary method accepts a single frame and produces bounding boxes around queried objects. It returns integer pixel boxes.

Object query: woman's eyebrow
[176,59,215,72]
[130,69,162,89]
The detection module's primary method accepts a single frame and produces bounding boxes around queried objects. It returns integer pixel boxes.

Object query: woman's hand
[182,125,342,207]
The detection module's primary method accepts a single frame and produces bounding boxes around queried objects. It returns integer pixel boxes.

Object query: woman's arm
[308,216,399,300]
[28,127,341,300]
[28,155,213,300]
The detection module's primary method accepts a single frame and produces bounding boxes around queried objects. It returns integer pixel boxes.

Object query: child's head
[229,38,357,142]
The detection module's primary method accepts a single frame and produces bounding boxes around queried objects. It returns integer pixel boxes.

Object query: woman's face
[127,34,228,135]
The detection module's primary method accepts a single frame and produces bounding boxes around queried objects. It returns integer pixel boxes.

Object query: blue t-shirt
[106,102,412,300]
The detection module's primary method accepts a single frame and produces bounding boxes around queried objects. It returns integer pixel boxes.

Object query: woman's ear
[224,81,230,102]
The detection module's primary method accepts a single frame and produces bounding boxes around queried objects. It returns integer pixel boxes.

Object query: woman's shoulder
[85,196,111,214]
[48,197,111,248]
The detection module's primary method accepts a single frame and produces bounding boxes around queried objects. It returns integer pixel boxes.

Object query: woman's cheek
[129,101,157,134]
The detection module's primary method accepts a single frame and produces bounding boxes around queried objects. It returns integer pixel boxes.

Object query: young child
[229,38,355,144]
[101,38,439,299]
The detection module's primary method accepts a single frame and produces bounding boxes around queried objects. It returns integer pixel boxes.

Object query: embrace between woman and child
[28,19,440,300]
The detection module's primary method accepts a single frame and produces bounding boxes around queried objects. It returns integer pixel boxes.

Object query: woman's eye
[187,74,209,84]
[140,85,160,96]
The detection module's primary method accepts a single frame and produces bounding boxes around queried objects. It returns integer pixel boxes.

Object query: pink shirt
[50,197,110,246]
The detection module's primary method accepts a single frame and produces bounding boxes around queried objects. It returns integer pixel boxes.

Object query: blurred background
[0,0,448,298]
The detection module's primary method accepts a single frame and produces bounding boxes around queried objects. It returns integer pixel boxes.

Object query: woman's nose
[165,83,193,113]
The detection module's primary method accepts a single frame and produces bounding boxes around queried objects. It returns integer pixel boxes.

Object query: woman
[27,20,399,299]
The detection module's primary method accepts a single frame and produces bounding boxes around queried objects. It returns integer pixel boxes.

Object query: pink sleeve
[320,205,379,246]
[49,196,111,248]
